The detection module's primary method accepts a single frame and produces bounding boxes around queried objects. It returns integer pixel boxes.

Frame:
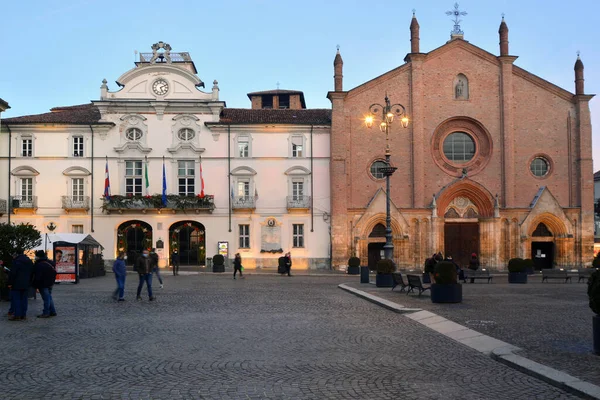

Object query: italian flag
[145,159,150,196]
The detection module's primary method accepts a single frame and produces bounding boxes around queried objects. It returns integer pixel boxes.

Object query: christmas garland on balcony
[101,194,214,212]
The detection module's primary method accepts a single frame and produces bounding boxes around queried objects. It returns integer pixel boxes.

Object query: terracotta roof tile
[3,103,111,125]
[212,108,331,125]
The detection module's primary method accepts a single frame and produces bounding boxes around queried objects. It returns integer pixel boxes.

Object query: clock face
[152,79,169,96]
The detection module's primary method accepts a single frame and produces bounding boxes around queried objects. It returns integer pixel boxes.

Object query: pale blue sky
[1,0,598,167]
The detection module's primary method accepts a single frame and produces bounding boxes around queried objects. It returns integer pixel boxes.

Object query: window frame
[72,136,84,157]
[20,177,33,200]
[177,128,196,142]
[125,127,144,141]
[71,177,85,202]
[125,160,143,196]
[177,160,196,196]
[21,137,33,157]
[239,224,250,249]
[292,223,304,248]
[71,225,84,234]
[237,135,250,158]
[369,160,387,180]
[529,156,552,179]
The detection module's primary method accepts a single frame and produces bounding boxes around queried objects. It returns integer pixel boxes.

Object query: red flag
[199,158,205,198]
[104,157,111,200]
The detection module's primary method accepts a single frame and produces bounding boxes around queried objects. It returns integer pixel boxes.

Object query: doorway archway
[367,223,386,270]
[169,221,206,266]
[117,220,153,265]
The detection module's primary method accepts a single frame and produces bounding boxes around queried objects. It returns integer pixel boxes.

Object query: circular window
[530,157,549,177]
[370,160,388,180]
[178,128,195,141]
[125,128,143,141]
[443,132,475,164]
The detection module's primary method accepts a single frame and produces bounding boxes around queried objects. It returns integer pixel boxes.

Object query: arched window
[532,223,553,237]
[369,223,387,237]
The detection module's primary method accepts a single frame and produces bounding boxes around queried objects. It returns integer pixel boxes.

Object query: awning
[33,233,104,251]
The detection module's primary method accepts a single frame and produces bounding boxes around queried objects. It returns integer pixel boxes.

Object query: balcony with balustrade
[232,196,256,211]
[61,196,90,213]
[287,196,311,210]
[10,196,38,214]
[101,194,215,214]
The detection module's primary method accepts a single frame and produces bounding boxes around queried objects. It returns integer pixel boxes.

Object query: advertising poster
[54,245,77,283]
[218,241,228,257]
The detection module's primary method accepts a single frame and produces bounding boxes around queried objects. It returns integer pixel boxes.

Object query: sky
[1,0,599,168]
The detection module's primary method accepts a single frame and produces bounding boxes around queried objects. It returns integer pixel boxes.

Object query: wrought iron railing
[0,199,6,214]
[287,196,311,209]
[101,194,215,212]
[61,196,90,210]
[139,52,192,62]
[10,196,37,209]
[232,196,256,209]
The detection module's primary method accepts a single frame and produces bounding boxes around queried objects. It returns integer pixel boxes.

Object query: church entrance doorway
[444,223,479,269]
[117,220,153,266]
[368,243,385,270]
[169,221,206,266]
[531,242,554,270]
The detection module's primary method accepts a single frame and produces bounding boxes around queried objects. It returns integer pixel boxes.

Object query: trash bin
[360,266,370,284]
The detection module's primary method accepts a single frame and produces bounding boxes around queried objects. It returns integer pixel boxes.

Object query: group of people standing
[424,252,480,281]
[4,249,57,321]
[232,251,293,279]
[112,248,163,302]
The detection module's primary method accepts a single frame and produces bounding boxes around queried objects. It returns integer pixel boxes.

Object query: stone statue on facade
[149,41,172,64]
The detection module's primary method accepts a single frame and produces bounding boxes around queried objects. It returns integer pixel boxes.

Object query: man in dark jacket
[171,250,179,276]
[8,250,34,321]
[112,252,127,301]
[150,248,163,289]
[135,249,154,301]
[33,250,57,318]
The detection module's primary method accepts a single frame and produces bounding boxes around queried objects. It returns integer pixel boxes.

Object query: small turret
[334,46,343,92]
[499,15,509,56]
[100,79,108,100]
[575,53,584,95]
[410,11,420,53]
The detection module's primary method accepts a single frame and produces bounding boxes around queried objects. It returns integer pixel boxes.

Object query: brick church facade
[328,14,594,270]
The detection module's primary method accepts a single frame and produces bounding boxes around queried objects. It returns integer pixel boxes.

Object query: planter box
[347,266,360,275]
[212,264,225,273]
[508,272,528,284]
[431,283,463,303]
[376,273,393,287]
[594,315,600,355]
[360,266,370,284]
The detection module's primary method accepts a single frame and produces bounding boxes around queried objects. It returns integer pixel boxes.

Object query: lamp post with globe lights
[365,95,409,261]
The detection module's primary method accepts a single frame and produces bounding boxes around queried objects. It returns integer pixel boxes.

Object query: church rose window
[530,157,549,177]
[125,128,143,141]
[370,160,387,179]
[443,132,475,163]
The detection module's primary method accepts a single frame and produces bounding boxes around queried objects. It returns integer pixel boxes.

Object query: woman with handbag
[233,253,244,279]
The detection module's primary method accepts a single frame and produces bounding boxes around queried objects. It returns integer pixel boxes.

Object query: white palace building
[0,42,332,269]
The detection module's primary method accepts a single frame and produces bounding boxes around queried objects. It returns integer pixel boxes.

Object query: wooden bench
[541,269,572,283]
[463,269,493,283]
[391,272,408,292]
[406,274,430,296]
[578,268,597,283]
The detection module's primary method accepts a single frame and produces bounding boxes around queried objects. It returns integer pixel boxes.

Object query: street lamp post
[365,95,409,262]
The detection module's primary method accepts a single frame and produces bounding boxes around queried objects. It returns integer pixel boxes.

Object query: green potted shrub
[589,270,600,355]
[508,258,527,283]
[375,259,395,287]
[347,256,360,275]
[212,254,225,273]
[523,258,535,275]
[431,260,462,303]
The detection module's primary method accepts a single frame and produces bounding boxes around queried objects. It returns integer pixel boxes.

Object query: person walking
[233,253,244,279]
[32,250,57,318]
[150,248,163,289]
[7,249,34,321]
[284,252,292,277]
[171,249,180,276]
[112,252,127,301]
[135,249,155,301]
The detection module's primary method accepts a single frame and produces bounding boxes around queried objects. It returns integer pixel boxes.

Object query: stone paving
[347,273,599,388]
[0,274,579,399]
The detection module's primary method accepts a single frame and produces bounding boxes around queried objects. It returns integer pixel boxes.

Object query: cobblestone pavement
[348,274,598,387]
[0,274,578,399]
